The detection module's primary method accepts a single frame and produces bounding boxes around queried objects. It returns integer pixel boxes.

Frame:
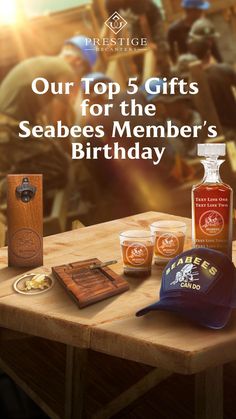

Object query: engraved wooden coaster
[52,258,129,308]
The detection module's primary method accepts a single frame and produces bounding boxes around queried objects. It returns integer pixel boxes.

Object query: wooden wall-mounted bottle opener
[7,174,43,268]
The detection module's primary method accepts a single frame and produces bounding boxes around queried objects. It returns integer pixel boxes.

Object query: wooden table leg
[92,368,172,419]
[195,365,223,419]
[65,346,88,419]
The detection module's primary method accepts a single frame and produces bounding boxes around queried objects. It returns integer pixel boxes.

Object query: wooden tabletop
[1,211,236,375]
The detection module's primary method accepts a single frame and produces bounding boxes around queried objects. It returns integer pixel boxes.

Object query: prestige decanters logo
[105,12,127,35]
[85,11,148,53]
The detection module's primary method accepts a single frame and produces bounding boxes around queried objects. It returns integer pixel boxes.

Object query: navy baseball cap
[136,248,236,329]
[182,0,210,10]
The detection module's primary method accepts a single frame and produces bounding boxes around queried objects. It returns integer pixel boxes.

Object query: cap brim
[198,3,210,10]
[136,297,232,329]
[183,2,210,10]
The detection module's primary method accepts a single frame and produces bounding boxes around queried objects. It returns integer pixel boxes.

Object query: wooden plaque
[7,174,43,268]
[52,258,129,308]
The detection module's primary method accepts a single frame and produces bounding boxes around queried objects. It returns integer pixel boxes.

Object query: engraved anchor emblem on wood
[11,229,42,259]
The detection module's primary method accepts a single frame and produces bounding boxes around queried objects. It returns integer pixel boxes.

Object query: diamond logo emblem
[105,12,127,35]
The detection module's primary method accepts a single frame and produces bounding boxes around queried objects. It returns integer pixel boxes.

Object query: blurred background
[0,0,235,242]
[0,2,236,418]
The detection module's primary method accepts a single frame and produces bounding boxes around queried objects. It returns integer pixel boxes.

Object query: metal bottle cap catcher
[15,177,36,203]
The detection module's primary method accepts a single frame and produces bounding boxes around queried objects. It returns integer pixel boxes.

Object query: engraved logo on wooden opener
[11,229,41,259]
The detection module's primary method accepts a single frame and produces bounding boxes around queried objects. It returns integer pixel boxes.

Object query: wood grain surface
[7,174,43,268]
[0,211,236,374]
[52,258,129,308]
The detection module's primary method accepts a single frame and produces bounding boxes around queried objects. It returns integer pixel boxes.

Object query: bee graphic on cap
[171,264,199,285]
